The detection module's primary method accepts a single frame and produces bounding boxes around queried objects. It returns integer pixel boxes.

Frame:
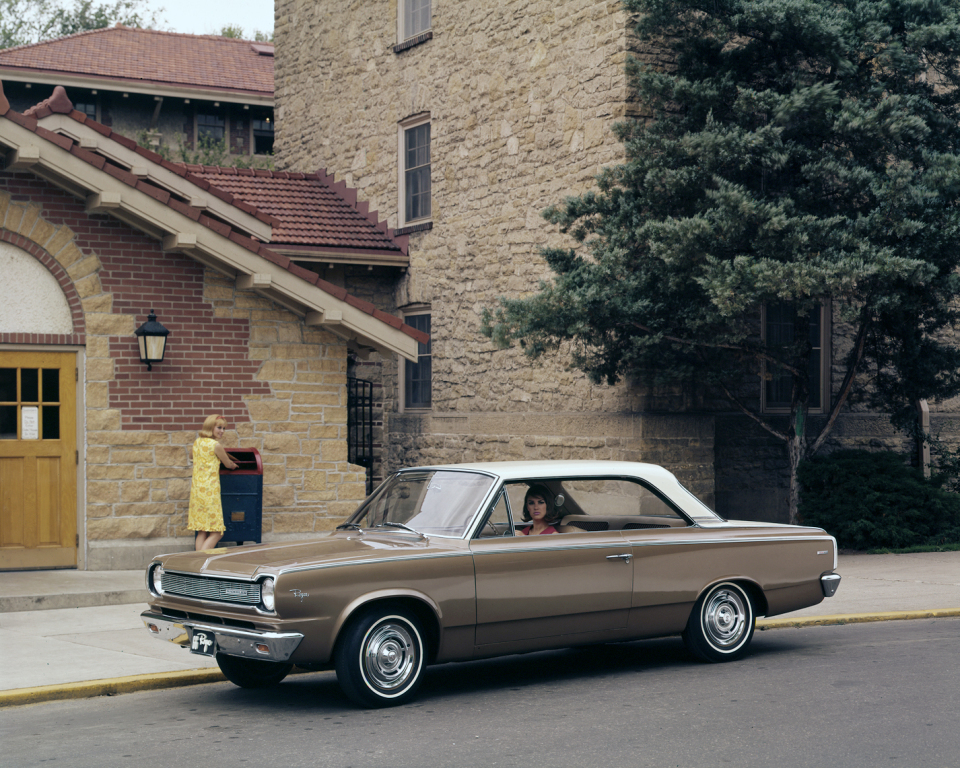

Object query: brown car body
[142,461,840,706]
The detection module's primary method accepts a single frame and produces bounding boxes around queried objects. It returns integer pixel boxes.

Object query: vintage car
[142,461,840,707]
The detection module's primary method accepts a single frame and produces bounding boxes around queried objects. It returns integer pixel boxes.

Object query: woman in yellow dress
[188,414,238,551]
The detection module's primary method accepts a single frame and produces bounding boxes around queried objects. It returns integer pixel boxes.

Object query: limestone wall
[275,0,641,414]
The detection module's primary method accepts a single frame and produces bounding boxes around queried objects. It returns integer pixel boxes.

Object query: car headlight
[260,577,276,612]
[148,564,164,596]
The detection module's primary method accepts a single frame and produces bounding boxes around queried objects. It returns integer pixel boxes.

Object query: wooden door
[0,351,77,569]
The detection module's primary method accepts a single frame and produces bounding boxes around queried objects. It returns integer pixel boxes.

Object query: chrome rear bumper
[141,610,303,662]
[820,573,841,598]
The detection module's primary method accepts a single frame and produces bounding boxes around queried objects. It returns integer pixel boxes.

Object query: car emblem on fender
[290,589,309,601]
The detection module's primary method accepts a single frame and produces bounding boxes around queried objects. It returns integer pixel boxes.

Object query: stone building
[0,26,275,162]
[0,84,424,570]
[273,0,716,507]
[273,0,943,522]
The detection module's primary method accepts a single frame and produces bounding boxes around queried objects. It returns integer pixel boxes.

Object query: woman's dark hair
[521,484,560,524]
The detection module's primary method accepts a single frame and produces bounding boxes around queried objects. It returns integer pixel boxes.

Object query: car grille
[164,572,261,606]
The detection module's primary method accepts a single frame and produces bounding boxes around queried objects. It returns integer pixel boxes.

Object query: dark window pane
[0,369,15,401]
[197,113,225,143]
[404,123,431,222]
[21,369,38,402]
[75,102,96,120]
[253,118,274,154]
[765,303,822,409]
[405,314,432,408]
[42,369,59,403]
[0,405,15,439]
[42,405,60,440]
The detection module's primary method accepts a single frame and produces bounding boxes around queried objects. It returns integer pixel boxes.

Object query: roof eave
[0,68,273,107]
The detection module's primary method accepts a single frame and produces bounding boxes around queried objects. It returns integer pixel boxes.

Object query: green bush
[798,450,960,550]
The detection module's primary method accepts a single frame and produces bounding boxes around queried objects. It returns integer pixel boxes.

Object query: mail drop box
[219,447,263,545]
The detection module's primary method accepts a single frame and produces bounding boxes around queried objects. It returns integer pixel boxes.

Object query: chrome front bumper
[141,611,304,663]
[821,573,841,598]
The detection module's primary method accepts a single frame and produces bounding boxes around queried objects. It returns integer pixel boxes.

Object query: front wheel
[682,582,755,663]
[216,653,293,688]
[334,606,426,708]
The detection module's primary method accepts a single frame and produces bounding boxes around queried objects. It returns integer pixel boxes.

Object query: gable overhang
[273,244,409,268]
[36,112,273,242]
[0,117,419,362]
[0,68,273,108]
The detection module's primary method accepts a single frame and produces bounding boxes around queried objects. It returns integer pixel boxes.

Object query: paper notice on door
[21,406,39,440]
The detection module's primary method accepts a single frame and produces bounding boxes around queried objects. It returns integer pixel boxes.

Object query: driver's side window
[476,491,514,538]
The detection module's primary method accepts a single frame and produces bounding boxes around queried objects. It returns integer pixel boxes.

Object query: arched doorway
[0,242,78,569]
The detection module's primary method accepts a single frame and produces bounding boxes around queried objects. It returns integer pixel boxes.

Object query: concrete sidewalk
[2,550,960,706]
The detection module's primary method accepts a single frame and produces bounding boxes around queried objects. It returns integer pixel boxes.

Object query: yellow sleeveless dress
[188,437,225,532]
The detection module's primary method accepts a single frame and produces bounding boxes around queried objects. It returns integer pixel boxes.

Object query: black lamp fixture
[134,310,170,371]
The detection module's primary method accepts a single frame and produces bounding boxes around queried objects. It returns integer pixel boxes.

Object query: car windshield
[347,470,496,538]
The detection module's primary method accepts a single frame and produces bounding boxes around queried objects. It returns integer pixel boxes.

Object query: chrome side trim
[820,573,841,598]
[141,611,303,662]
[278,550,472,577]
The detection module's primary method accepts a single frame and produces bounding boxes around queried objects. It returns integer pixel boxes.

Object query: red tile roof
[0,83,428,348]
[185,166,407,254]
[0,26,273,98]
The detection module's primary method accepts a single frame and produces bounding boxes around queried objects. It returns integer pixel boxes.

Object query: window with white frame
[403,312,432,409]
[400,0,431,42]
[399,116,431,225]
[762,301,829,412]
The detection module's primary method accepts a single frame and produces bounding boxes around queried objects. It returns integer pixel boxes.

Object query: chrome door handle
[606,554,632,563]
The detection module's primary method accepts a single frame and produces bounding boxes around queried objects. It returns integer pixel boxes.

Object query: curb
[0,668,225,708]
[4,609,960,708]
[756,607,960,630]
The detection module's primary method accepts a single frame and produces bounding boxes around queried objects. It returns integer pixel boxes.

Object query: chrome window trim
[472,534,835,556]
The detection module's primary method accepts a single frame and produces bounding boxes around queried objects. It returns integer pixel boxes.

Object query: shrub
[797,450,960,550]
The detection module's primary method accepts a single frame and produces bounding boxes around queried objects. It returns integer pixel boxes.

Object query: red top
[520,525,558,536]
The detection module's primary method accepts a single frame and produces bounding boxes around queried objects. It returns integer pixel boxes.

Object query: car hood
[155,531,462,579]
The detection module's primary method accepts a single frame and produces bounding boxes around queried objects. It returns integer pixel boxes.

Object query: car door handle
[606,554,633,563]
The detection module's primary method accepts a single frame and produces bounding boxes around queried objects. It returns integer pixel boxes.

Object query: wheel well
[335,597,442,664]
[736,580,768,617]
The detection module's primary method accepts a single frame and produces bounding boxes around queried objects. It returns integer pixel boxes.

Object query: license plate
[190,629,217,656]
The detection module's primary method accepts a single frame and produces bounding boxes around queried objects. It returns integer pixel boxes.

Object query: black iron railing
[347,377,374,494]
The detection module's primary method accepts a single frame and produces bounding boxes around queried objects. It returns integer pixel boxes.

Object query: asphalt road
[3,618,959,768]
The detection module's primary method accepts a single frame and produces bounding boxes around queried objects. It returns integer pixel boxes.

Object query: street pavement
[2,550,959,706]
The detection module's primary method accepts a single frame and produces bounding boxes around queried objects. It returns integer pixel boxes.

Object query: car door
[470,487,633,646]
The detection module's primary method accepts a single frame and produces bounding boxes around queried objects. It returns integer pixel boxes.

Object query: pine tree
[484,0,960,522]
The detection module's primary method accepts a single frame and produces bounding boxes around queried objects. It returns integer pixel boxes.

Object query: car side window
[556,478,691,531]
[475,491,514,538]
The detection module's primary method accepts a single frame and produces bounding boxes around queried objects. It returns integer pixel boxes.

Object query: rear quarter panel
[625,525,835,635]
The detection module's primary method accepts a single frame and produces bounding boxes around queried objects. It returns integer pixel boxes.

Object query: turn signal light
[256,643,270,654]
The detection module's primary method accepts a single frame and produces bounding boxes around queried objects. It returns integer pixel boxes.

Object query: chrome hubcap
[362,620,418,692]
[702,588,748,649]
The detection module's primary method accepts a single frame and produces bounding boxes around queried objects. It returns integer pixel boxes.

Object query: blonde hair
[198,414,227,439]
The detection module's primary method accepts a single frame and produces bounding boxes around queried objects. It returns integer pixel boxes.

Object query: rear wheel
[682,582,755,662]
[216,653,293,688]
[334,606,425,708]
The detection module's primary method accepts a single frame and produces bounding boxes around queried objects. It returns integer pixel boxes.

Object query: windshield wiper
[379,521,427,538]
[335,522,364,533]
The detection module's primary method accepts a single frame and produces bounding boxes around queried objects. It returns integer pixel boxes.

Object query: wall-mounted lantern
[134,310,170,371]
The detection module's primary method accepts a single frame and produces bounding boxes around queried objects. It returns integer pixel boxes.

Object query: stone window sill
[393,31,433,54]
[394,221,433,236]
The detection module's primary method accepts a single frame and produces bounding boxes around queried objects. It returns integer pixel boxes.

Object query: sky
[147,0,274,38]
